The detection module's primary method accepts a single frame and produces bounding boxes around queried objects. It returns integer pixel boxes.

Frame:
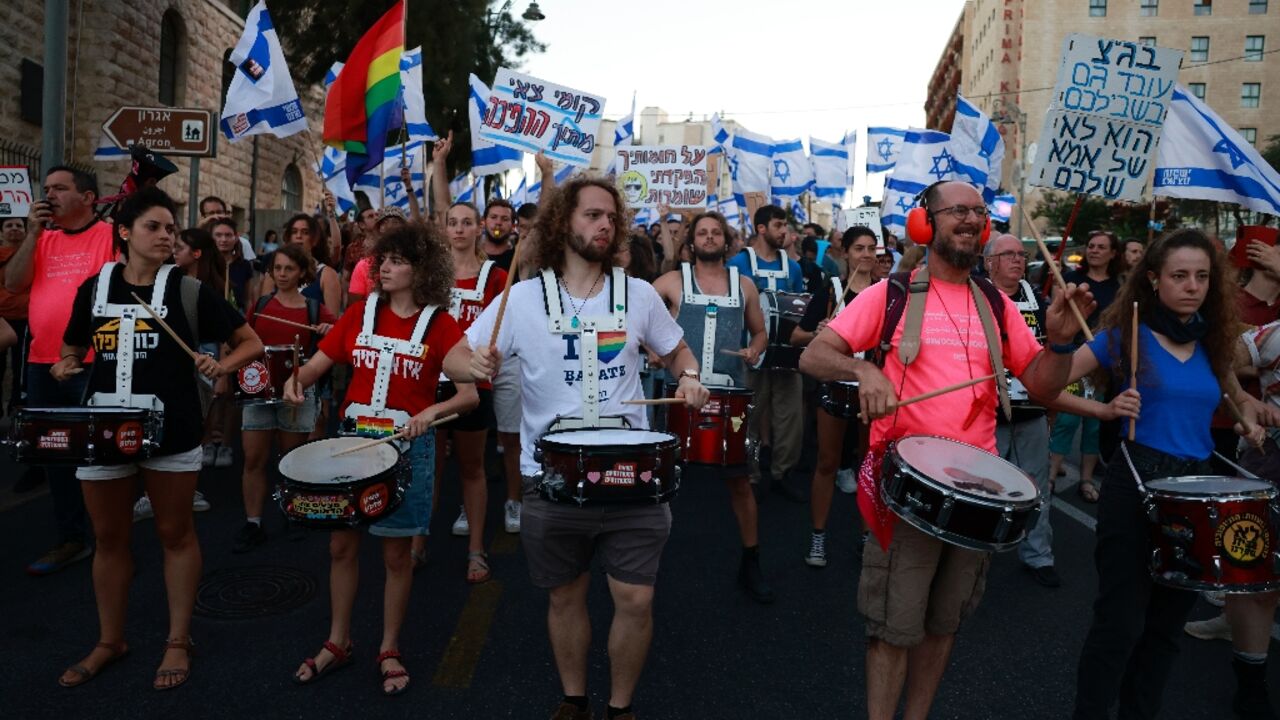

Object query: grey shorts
[241,388,318,434]
[493,357,522,434]
[858,523,991,647]
[77,446,204,481]
[520,475,672,588]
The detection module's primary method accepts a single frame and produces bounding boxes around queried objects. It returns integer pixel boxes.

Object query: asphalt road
[0,430,1268,720]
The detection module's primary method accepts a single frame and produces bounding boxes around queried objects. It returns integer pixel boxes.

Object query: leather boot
[738,547,776,604]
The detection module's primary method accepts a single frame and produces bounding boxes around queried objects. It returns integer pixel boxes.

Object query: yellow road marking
[432,579,503,689]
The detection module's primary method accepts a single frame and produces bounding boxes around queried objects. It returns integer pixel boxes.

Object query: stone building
[0,0,326,241]
[928,0,1279,218]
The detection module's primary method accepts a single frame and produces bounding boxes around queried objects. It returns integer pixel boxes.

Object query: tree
[267,0,546,176]
[1263,134,1280,175]
[1031,191,1111,238]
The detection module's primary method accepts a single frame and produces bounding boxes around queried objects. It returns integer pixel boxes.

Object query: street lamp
[991,98,1028,239]
[522,2,546,21]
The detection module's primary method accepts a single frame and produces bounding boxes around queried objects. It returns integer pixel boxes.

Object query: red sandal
[376,649,410,696]
[58,641,130,688]
[293,640,353,685]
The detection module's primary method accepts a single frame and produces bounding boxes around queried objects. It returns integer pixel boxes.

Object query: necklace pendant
[571,316,580,329]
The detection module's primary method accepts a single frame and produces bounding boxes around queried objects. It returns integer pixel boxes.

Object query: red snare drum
[8,407,162,465]
[534,428,680,506]
[1146,476,1280,593]
[235,344,301,405]
[664,383,753,466]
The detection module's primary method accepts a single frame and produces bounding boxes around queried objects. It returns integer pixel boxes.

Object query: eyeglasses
[934,205,990,220]
[990,250,1029,262]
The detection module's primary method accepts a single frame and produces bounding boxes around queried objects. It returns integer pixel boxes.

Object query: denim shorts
[241,388,318,434]
[369,430,435,538]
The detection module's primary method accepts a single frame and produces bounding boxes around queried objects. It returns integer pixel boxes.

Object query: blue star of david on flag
[877,137,895,161]
[1213,139,1248,170]
[896,196,913,213]
[728,154,740,181]
[928,149,956,181]
[773,159,791,183]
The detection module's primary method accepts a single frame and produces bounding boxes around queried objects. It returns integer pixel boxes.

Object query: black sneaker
[738,551,776,604]
[231,522,267,554]
[1027,564,1062,588]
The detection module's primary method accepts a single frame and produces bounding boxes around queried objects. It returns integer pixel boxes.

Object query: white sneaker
[214,445,234,468]
[1184,613,1233,642]
[835,468,857,494]
[504,500,522,533]
[192,490,211,512]
[1202,590,1227,607]
[201,444,216,467]
[805,531,828,567]
[132,495,154,522]
[451,507,470,536]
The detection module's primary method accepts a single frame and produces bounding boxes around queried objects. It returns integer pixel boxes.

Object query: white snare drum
[275,437,409,527]
[534,428,681,505]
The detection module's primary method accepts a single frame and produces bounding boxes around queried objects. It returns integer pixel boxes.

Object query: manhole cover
[195,566,316,619]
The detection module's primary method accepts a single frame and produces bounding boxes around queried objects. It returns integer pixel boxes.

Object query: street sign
[102,107,215,157]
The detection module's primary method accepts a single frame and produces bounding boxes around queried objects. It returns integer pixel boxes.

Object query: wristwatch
[678,369,700,381]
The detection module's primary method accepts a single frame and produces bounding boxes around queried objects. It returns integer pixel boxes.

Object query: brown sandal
[466,551,491,584]
[153,637,194,691]
[377,649,410,696]
[58,641,130,688]
[293,640,353,685]
[1078,481,1100,504]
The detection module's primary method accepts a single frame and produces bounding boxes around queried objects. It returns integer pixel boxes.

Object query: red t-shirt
[29,221,116,363]
[452,266,508,332]
[246,295,338,350]
[319,299,462,417]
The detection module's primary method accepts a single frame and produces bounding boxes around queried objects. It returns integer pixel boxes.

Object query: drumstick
[329,414,461,457]
[623,397,688,406]
[1128,302,1139,442]
[1020,206,1094,342]
[258,313,321,333]
[858,374,996,418]
[1222,393,1265,456]
[130,292,199,360]
[720,348,748,357]
[291,335,301,425]
[488,251,521,348]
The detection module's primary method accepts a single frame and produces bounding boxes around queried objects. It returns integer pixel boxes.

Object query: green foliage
[1030,191,1112,239]
[1263,134,1280,175]
[267,0,546,176]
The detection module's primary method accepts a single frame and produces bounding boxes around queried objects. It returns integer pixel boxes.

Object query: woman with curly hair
[1037,228,1264,719]
[282,223,477,696]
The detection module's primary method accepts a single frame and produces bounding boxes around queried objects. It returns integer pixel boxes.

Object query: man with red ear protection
[799,180,1095,720]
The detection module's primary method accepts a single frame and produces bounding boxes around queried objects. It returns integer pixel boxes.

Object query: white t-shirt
[466,274,684,475]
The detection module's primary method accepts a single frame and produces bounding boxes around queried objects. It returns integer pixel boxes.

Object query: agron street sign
[102,107,215,157]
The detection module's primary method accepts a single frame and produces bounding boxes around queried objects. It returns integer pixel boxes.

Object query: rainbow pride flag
[323,0,405,184]
[355,416,396,437]
[598,331,627,364]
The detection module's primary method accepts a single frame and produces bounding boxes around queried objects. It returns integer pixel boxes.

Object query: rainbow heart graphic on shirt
[597,331,627,364]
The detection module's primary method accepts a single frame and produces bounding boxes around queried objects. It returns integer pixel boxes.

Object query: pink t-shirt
[827,270,1042,453]
[30,221,116,364]
[348,256,372,297]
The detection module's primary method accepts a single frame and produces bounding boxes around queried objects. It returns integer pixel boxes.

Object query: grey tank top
[671,263,746,387]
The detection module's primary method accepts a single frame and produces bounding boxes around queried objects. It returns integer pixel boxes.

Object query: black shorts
[436,384,494,433]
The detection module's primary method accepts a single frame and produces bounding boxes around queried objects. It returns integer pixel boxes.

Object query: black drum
[275,437,409,528]
[819,381,860,419]
[881,435,1041,552]
[758,291,811,370]
[534,428,681,506]
[8,407,163,465]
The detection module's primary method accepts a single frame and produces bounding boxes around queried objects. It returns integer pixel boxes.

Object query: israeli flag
[771,139,814,199]
[727,125,775,207]
[1155,86,1280,217]
[324,62,343,89]
[632,207,654,228]
[509,175,528,208]
[709,113,731,155]
[399,48,438,143]
[316,146,357,214]
[606,92,636,175]
[717,193,743,228]
[352,141,427,211]
[468,74,524,177]
[989,193,1017,224]
[93,130,130,162]
[866,127,907,174]
[791,197,808,224]
[950,95,1005,204]
[528,163,576,204]
[451,172,474,202]
[810,135,851,201]
[219,1,307,141]
[881,129,958,236]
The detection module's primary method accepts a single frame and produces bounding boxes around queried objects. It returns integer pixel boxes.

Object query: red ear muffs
[906,207,933,244]
[980,216,992,246]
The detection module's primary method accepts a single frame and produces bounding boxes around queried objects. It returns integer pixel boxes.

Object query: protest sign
[478,68,606,168]
[843,207,884,242]
[0,167,33,218]
[1029,34,1183,203]
[613,145,709,209]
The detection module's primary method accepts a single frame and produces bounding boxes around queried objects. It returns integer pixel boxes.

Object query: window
[1190,36,1209,63]
[1242,83,1261,108]
[1189,82,1207,99]
[158,10,183,106]
[1089,0,1106,17]
[1139,36,1157,47]
[1246,35,1265,61]
[1242,128,1258,146]
[1141,0,1158,15]
[1250,0,1268,14]
[281,164,302,211]
[1193,0,1211,15]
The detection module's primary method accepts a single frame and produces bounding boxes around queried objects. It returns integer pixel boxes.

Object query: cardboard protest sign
[0,167,32,218]
[1029,34,1183,202]
[844,207,884,242]
[613,145,709,209]
[478,68,606,168]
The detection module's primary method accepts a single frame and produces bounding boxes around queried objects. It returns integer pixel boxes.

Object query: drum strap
[831,277,845,315]
[1119,442,1149,494]
[680,263,739,387]
[745,247,788,292]
[449,260,495,319]
[540,268,628,426]
[88,262,176,411]
[347,292,438,427]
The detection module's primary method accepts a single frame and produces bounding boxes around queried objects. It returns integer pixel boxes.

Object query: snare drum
[1006,374,1039,409]
[881,435,1041,552]
[235,344,303,405]
[758,291,811,370]
[1146,476,1280,593]
[9,407,162,465]
[663,383,752,466]
[275,437,408,528]
[819,381,860,419]
[535,428,681,506]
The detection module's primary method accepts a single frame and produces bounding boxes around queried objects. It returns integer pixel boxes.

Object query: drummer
[52,187,263,690]
[445,176,708,720]
[650,210,773,603]
[282,223,477,696]
[799,180,1092,720]
[791,225,878,569]
[1036,228,1264,719]
[982,233,1059,588]
[232,244,335,553]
